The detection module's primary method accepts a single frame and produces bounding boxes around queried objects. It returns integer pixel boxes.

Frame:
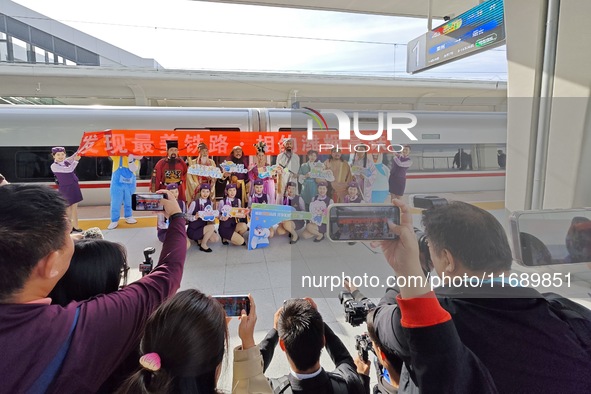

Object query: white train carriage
[0,106,259,205]
[0,105,506,205]
[264,109,507,194]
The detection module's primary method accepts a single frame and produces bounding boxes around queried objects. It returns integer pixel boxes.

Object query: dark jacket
[259,324,369,394]
[378,284,591,394]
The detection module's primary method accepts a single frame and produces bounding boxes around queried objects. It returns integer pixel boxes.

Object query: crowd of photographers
[1,183,590,393]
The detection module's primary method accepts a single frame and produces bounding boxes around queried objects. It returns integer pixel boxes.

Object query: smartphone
[132,193,165,211]
[327,204,400,242]
[212,295,250,317]
[510,208,591,266]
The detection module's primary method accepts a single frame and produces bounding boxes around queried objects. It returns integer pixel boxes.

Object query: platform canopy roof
[199,0,480,19]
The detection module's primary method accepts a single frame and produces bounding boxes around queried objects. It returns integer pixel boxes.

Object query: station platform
[76,191,591,391]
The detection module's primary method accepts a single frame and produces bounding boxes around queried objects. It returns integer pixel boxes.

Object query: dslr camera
[139,247,156,277]
[339,290,376,327]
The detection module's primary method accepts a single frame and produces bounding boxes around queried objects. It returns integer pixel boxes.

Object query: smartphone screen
[132,193,164,211]
[327,204,400,242]
[212,295,250,317]
[510,208,591,266]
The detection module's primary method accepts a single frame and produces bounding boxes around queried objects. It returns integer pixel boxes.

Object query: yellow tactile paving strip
[78,201,505,230]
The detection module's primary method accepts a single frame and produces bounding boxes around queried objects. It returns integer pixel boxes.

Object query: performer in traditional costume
[324,148,352,203]
[276,137,300,196]
[217,183,248,246]
[50,147,83,232]
[153,140,188,201]
[216,146,249,207]
[187,143,217,201]
[277,181,306,244]
[248,141,276,204]
[187,183,219,252]
[301,181,334,242]
[298,149,322,209]
[389,145,412,199]
[350,151,377,202]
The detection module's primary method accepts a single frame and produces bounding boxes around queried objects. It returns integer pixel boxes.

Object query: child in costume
[187,183,219,253]
[50,147,83,232]
[248,141,276,204]
[217,183,247,246]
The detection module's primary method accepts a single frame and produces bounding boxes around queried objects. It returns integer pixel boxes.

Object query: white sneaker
[125,217,138,224]
[107,221,119,230]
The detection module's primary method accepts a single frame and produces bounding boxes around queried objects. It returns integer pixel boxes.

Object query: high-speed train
[0,105,506,205]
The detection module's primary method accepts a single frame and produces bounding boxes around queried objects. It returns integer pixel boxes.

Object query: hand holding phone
[236,295,257,350]
[132,193,166,211]
[327,204,400,242]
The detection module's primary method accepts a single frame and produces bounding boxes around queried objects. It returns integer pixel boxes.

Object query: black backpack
[544,292,591,356]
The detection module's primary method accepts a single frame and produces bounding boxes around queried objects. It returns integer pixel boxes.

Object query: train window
[14,150,54,180]
[402,144,506,172]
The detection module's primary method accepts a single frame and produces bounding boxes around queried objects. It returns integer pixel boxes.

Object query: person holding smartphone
[118,291,272,394]
[0,185,188,393]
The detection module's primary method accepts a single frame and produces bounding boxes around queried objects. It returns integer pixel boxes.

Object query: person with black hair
[119,291,271,394]
[49,238,128,306]
[258,298,368,394]
[372,200,591,393]
[497,149,506,169]
[324,148,352,203]
[0,185,188,393]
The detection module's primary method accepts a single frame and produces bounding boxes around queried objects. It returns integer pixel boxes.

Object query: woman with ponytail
[118,290,271,394]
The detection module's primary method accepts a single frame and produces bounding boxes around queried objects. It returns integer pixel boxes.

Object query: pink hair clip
[139,352,161,371]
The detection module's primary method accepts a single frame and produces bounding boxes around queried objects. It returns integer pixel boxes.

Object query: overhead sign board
[407,0,506,74]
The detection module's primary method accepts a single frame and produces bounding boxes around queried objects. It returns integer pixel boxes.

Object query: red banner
[76,130,397,157]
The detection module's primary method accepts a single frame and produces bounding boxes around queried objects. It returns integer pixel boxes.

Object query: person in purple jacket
[388,145,412,199]
[0,184,187,394]
[50,146,83,232]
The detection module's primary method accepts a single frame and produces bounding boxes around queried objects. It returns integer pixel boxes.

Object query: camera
[339,290,376,327]
[412,195,449,275]
[355,333,374,362]
[139,247,156,277]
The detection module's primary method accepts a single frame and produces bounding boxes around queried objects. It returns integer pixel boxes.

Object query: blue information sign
[407,0,505,74]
